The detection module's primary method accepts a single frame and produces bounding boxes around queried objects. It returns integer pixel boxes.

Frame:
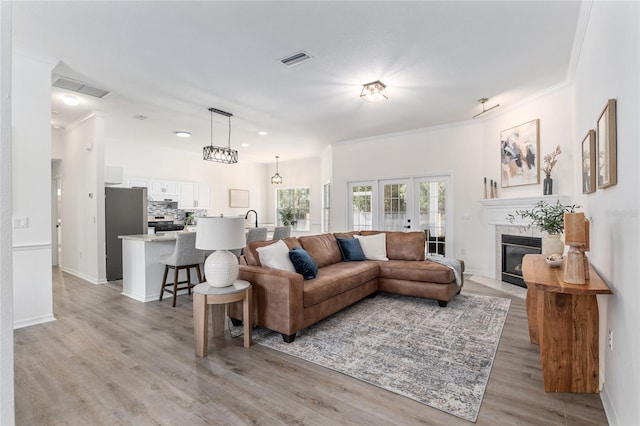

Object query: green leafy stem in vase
[506,200,579,235]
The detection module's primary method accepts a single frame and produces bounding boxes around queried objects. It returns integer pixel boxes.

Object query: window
[350,183,373,231]
[322,182,330,232]
[276,187,310,231]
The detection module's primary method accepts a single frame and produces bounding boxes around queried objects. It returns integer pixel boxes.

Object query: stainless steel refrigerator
[105,187,148,281]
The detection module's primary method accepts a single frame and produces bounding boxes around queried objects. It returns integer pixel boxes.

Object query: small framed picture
[581,130,596,194]
[229,189,250,208]
[597,99,617,189]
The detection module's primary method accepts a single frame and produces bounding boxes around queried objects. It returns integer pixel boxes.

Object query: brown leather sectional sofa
[234,231,464,343]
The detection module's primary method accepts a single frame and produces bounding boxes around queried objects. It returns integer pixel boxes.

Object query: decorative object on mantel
[506,200,579,256]
[203,107,239,164]
[542,145,561,195]
[563,212,589,284]
[493,181,498,198]
[271,155,283,184]
[597,98,617,189]
[483,177,488,199]
[195,215,246,287]
[500,119,540,188]
[582,130,596,194]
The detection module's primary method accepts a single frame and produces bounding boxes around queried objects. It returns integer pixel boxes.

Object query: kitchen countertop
[119,231,191,242]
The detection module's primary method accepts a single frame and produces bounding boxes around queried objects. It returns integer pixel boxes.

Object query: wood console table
[522,254,612,393]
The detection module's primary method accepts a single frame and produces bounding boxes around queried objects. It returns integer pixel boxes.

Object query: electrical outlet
[608,329,613,350]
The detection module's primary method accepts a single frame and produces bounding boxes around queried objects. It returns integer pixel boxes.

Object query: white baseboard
[13,314,56,330]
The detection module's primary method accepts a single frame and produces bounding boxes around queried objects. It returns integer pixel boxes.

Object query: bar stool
[159,232,205,307]
[272,226,291,240]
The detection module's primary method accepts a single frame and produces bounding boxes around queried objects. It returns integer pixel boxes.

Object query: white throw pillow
[256,240,296,272]
[355,233,389,261]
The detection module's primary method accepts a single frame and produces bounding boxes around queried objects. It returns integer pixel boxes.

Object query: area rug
[252,292,511,422]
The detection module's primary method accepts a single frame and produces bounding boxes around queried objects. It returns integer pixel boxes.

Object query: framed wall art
[597,98,617,189]
[229,189,250,208]
[500,119,540,188]
[581,130,596,194]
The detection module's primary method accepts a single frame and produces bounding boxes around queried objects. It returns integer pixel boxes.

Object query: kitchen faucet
[245,209,258,228]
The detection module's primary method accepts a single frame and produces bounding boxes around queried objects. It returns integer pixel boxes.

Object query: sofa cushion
[289,247,318,280]
[377,259,455,284]
[256,240,296,272]
[303,262,379,307]
[244,237,300,266]
[385,231,426,261]
[298,233,343,268]
[336,237,366,261]
[355,233,388,261]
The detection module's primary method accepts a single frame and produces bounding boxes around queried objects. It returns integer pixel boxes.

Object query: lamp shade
[195,216,246,251]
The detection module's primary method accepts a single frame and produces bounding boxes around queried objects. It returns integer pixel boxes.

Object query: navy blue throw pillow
[289,247,318,280]
[336,237,366,262]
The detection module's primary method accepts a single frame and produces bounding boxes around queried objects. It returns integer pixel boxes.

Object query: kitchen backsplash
[148,203,207,225]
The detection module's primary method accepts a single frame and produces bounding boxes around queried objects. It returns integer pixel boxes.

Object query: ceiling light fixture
[62,94,79,106]
[472,98,500,118]
[174,131,191,138]
[203,108,238,164]
[271,156,283,184]
[360,80,388,102]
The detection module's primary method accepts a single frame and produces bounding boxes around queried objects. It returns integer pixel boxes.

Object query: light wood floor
[14,268,608,425]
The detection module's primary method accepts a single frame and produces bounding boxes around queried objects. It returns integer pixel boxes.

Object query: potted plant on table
[507,200,579,256]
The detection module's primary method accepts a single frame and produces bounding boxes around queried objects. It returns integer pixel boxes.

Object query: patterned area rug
[252,291,511,422]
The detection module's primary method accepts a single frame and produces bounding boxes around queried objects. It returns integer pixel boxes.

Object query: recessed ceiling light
[62,94,79,106]
[258,131,268,136]
[241,143,249,147]
[174,131,191,138]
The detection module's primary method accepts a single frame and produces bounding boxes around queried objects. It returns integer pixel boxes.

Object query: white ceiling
[12,1,583,164]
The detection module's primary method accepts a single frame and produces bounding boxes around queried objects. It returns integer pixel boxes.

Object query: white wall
[59,114,107,284]
[572,2,640,424]
[11,52,55,328]
[0,2,14,423]
[105,135,268,220]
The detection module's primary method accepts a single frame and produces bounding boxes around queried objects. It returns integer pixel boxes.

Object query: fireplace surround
[480,195,570,282]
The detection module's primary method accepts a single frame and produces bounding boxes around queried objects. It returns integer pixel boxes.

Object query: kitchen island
[119,231,201,302]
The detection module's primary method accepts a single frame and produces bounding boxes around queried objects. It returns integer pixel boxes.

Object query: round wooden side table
[193,280,251,357]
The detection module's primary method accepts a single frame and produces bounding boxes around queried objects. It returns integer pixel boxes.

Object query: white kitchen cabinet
[127,177,149,188]
[179,183,210,209]
[149,180,178,200]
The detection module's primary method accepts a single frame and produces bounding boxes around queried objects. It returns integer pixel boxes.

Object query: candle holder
[563,212,587,284]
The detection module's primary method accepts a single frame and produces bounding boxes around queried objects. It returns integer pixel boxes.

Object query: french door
[349,176,452,256]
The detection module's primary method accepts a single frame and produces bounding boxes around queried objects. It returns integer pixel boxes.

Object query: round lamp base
[204,250,239,287]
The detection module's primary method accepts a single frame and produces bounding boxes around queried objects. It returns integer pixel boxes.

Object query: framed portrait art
[500,119,540,188]
[582,130,596,194]
[597,99,617,189]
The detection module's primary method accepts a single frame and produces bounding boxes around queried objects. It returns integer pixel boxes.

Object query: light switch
[13,216,29,228]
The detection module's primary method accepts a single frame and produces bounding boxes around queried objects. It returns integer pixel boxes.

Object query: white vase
[542,234,564,256]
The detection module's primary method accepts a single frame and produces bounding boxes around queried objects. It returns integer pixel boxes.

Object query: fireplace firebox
[501,235,541,287]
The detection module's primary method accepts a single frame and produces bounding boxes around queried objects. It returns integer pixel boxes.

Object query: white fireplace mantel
[479,194,572,279]
[479,194,572,226]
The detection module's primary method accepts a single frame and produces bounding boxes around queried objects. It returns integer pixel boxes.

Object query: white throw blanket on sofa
[426,256,462,285]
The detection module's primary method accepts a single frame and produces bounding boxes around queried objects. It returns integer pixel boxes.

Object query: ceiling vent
[52,76,110,98]
[280,51,313,67]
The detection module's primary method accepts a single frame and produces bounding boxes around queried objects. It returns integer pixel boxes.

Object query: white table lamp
[195,216,246,287]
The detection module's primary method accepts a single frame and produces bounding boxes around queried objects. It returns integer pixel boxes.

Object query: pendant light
[203,107,238,164]
[271,156,283,184]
